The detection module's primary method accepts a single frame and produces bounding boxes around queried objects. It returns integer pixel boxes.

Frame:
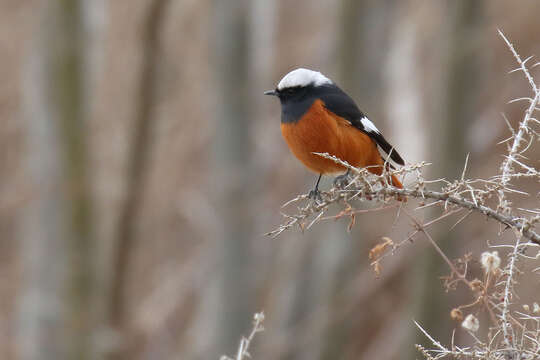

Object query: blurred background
[1,1,539,359]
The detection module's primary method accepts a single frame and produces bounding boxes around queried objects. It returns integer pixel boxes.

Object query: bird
[265,68,405,198]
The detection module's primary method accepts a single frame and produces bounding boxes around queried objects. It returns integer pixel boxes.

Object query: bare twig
[269,153,539,244]
[497,30,540,208]
[220,312,265,360]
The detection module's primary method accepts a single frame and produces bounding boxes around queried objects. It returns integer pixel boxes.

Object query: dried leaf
[369,237,394,261]
[347,214,356,232]
[450,308,463,321]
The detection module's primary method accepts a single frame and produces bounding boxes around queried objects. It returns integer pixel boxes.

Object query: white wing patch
[377,145,401,169]
[361,117,399,167]
[277,68,332,90]
[360,117,380,134]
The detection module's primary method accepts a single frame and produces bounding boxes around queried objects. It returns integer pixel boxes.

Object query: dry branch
[220,313,265,360]
[266,30,540,360]
[268,154,539,245]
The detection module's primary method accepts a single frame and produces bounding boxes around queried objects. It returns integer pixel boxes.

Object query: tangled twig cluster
[222,31,538,360]
[264,31,540,360]
[267,151,538,245]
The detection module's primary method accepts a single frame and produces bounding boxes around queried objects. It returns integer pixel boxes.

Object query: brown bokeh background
[1,1,539,359]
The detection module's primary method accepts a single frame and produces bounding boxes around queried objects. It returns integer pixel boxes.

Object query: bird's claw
[308,189,322,202]
[333,173,351,188]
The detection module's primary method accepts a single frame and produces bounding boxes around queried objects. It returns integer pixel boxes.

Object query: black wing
[315,84,405,166]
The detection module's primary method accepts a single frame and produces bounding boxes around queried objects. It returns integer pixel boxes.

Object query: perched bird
[265,68,405,197]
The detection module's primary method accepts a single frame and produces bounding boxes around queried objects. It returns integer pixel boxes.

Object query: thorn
[508,97,532,104]
[522,55,534,65]
[461,153,470,181]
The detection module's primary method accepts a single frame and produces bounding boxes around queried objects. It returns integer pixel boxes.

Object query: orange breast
[281,99,384,175]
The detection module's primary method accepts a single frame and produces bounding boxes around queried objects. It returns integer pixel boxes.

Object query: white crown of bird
[276,68,332,90]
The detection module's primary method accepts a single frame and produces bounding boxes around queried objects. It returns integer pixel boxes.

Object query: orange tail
[390,174,403,188]
[366,165,403,189]
[366,157,405,200]
[390,174,407,202]
[366,165,405,201]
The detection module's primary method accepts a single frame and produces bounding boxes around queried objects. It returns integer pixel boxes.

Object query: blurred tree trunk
[107,0,170,358]
[19,1,103,359]
[383,4,425,164]
[110,0,169,334]
[190,1,254,358]
[413,0,485,349]
[210,0,253,353]
[248,0,275,91]
[337,0,394,116]
[336,0,363,94]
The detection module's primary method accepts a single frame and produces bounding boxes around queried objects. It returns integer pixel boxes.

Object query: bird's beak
[264,89,277,96]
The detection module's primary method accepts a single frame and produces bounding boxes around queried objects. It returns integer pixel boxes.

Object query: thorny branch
[220,312,265,360]
[497,29,540,210]
[415,31,540,360]
[496,29,540,353]
[267,154,539,245]
[266,31,540,360]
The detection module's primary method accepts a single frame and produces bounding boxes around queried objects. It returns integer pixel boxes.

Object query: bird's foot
[308,189,323,202]
[333,172,351,189]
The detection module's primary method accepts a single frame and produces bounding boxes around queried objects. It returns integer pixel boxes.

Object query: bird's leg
[308,174,322,201]
[333,169,351,188]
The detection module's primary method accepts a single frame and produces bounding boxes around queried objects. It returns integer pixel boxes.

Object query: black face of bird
[264,86,309,103]
[265,68,334,123]
[265,67,332,104]
[267,86,320,124]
